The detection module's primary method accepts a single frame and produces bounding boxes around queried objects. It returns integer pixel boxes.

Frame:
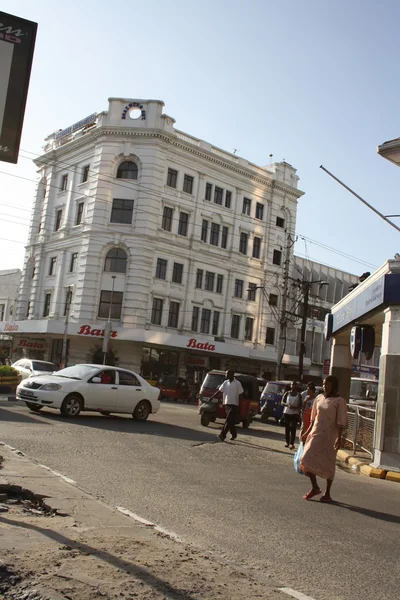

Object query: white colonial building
[1,97,357,383]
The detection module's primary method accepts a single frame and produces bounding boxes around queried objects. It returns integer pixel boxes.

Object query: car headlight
[40,383,62,391]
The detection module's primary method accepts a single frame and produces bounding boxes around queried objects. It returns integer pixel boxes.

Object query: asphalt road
[1,399,399,600]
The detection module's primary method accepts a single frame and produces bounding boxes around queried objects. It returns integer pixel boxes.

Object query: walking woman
[300,375,347,502]
[282,381,302,450]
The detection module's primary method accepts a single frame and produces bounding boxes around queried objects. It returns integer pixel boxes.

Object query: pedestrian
[282,381,302,450]
[300,382,317,441]
[211,370,244,442]
[300,375,347,502]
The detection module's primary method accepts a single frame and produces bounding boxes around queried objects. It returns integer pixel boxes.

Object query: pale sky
[1,0,400,276]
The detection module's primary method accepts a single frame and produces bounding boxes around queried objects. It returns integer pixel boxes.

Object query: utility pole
[275,233,293,380]
[103,276,116,365]
[61,287,72,368]
[297,280,328,382]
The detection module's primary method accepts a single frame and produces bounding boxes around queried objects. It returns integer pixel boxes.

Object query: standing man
[212,370,244,442]
[281,380,302,450]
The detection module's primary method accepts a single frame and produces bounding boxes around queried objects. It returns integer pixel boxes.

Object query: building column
[330,338,352,400]
[372,307,400,471]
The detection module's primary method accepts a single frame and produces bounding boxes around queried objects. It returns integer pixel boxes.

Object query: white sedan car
[16,364,160,420]
[12,359,58,380]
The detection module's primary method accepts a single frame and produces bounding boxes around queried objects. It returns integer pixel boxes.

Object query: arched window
[116,161,138,180]
[104,248,127,273]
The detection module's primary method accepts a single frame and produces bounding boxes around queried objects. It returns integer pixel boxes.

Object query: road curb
[337,449,399,483]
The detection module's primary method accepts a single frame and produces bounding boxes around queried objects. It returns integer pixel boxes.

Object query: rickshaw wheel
[201,413,211,427]
[260,414,269,423]
[242,419,250,429]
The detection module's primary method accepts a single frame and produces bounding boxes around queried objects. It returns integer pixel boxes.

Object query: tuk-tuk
[198,370,260,428]
[158,374,191,402]
[260,380,306,424]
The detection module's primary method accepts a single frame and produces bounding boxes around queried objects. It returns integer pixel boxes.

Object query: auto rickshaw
[260,380,306,423]
[198,370,260,428]
[157,374,191,402]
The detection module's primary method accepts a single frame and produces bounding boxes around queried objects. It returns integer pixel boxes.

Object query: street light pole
[103,276,116,365]
[61,287,72,368]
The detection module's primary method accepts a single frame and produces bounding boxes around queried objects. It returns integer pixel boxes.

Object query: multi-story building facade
[0,97,357,383]
[0,269,21,362]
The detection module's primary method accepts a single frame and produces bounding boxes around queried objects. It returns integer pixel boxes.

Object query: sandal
[303,488,322,500]
[320,495,333,503]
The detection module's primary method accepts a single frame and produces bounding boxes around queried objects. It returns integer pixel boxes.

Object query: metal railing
[343,404,376,458]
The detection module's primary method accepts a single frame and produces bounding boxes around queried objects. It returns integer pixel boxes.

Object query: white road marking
[116,506,154,526]
[279,588,317,600]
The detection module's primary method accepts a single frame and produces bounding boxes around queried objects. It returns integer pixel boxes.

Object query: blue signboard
[331,272,400,333]
[55,113,96,140]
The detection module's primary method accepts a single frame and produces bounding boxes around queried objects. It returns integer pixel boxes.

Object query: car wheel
[201,413,211,427]
[25,402,42,412]
[133,400,151,421]
[60,394,82,418]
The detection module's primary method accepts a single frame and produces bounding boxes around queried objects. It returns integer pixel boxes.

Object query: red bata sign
[77,325,118,339]
[18,339,45,349]
[186,338,215,352]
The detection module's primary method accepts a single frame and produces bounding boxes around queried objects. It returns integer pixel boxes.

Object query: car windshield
[53,365,99,380]
[202,373,226,389]
[263,382,287,396]
[32,361,57,372]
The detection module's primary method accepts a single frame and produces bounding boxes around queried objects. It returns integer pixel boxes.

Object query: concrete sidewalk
[336,448,400,483]
[0,443,274,600]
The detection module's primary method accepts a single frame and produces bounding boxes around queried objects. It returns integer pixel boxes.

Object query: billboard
[0,11,37,164]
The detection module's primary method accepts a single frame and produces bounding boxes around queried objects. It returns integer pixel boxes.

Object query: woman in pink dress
[300,375,347,502]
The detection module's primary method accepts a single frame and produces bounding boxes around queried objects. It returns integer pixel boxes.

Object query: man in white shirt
[212,370,244,442]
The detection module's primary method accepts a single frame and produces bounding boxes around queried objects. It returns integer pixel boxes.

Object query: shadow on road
[234,439,290,456]
[34,411,219,443]
[334,502,400,524]
[0,516,201,600]
[0,407,52,426]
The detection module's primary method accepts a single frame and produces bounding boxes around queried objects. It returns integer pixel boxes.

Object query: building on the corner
[1,98,357,382]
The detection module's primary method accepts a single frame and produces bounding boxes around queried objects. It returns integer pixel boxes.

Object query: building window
[234,279,243,298]
[266,327,275,345]
[70,252,78,272]
[178,212,189,236]
[255,203,264,220]
[104,248,127,273]
[191,306,200,331]
[55,209,62,231]
[26,302,31,318]
[231,314,240,339]
[205,271,215,291]
[273,249,282,265]
[205,182,212,201]
[162,206,173,231]
[32,265,36,279]
[253,237,261,259]
[155,258,167,280]
[214,187,223,205]
[244,317,254,341]
[216,274,223,294]
[49,257,57,276]
[168,301,180,328]
[225,191,231,208]
[242,197,251,216]
[183,174,194,194]
[167,168,178,188]
[212,311,220,336]
[151,298,163,325]
[201,219,209,242]
[82,165,90,183]
[276,216,285,228]
[60,174,68,191]
[98,290,123,319]
[172,262,183,284]
[111,199,134,224]
[75,202,84,225]
[0,304,5,320]
[210,223,220,246]
[248,283,257,301]
[117,161,138,180]
[200,308,211,334]
[221,226,228,249]
[269,293,278,306]
[239,232,248,255]
[196,269,203,289]
[43,293,51,317]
